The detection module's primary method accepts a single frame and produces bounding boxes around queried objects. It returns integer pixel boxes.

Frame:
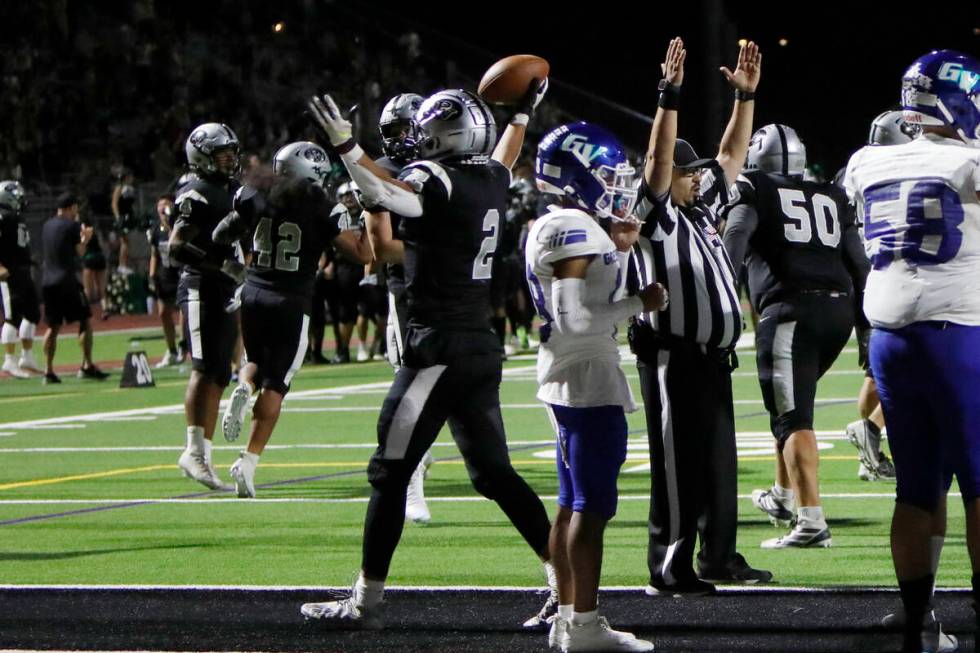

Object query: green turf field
[0,327,971,589]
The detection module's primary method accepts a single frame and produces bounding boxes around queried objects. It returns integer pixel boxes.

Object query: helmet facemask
[592,163,638,220]
[380,118,422,165]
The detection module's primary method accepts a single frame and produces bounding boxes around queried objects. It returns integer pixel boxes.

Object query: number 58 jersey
[844,133,980,328]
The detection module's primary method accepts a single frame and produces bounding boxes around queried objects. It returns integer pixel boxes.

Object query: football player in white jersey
[844,49,980,653]
[527,122,666,652]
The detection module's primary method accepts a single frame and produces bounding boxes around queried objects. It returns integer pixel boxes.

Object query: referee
[630,37,768,594]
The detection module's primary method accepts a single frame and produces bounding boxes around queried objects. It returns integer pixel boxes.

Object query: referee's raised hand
[720,40,761,92]
[661,37,686,86]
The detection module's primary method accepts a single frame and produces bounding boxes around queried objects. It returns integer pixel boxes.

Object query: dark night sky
[364,0,978,174]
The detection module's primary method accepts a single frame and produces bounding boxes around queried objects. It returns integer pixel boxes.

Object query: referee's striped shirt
[631,165,742,350]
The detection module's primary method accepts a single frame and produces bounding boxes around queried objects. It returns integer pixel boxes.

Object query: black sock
[899,574,934,645]
[491,316,506,346]
[972,572,980,627]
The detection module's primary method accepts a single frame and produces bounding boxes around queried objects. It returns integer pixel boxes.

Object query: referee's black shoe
[698,553,773,585]
[645,576,716,597]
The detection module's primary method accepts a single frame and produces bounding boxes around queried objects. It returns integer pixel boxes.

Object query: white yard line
[0,492,929,505]
[0,432,851,454]
[0,583,955,592]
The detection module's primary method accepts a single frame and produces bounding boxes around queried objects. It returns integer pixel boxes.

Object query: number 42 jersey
[844,133,980,328]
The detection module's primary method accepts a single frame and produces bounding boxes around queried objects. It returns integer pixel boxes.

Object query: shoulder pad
[400,161,452,199]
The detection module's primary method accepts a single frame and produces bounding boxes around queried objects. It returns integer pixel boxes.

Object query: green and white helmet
[0,180,27,213]
[272,141,331,187]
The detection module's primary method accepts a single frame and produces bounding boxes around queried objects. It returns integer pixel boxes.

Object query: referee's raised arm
[644,36,685,197]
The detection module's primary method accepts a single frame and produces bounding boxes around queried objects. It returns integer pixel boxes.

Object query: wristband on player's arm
[735,89,755,102]
[658,81,681,111]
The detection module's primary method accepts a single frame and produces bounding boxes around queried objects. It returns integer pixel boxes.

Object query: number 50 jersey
[844,133,980,328]
[234,177,341,303]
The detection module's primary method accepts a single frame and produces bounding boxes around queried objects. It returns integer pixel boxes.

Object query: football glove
[308,94,354,148]
[857,326,871,370]
[511,78,549,125]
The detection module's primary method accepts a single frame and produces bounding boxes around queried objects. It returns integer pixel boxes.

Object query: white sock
[355,573,385,608]
[572,609,598,626]
[773,484,795,502]
[3,353,15,365]
[186,426,205,453]
[558,604,573,620]
[1,323,17,345]
[241,451,260,466]
[798,506,825,526]
[19,319,36,342]
[203,438,214,464]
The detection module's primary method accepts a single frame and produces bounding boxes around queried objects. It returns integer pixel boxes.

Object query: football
[477,54,550,105]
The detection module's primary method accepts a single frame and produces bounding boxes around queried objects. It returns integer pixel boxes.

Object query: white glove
[220,259,246,285]
[308,94,353,147]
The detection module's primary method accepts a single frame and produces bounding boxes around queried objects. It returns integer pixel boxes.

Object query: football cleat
[356,344,369,362]
[562,617,653,652]
[524,587,559,630]
[18,351,42,373]
[698,553,772,585]
[405,462,431,525]
[178,449,232,491]
[229,452,257,498]
[155,351,182,369]
[548,616,568,649]
[645,577,716,597]
[78,365,109,380]
[2,358,29,379]
[222,383,251,442]
[751,488,795,527]
[846,419,885,480]
[301,586,384,630]
[43,371,61,384]
[761,523,832,549]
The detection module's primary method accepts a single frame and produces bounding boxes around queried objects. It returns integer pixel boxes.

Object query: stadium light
[273,22,285,33]
[778,38,788,46]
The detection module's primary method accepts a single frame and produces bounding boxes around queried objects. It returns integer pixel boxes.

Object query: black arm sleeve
[168,218,208,266]
[841,218,871,331]
[720,203,759,292]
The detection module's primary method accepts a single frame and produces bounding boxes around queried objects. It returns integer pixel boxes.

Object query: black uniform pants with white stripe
[638,340,738,584]
[361,349,551,579]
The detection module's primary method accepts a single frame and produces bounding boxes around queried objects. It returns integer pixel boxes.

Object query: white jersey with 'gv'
[844,133,980,328]
[525,208,636,411]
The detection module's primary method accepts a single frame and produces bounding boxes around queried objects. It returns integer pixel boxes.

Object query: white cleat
[2,358,29,379]
[548,616,567,649]
[18,352,43,373]
[222,383,251,442]
[177,448,232,491]
[751,488,795,528]
[155,351,181,369]
[405,462,431,525]
[230,453,257,498]
[761,522,832,549]
[301,594,384,630]
[356,344,370,362]
[562,616,653,652]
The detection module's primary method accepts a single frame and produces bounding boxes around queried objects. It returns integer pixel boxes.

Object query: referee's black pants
[637,339,738,585]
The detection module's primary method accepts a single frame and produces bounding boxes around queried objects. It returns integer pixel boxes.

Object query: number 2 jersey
[844,133,980,328]
[233,177,341,306]
[396,157,511,332]
[525,207,636,410]
[723,169,865,314]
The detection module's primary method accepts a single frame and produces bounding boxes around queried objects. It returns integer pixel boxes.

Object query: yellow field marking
[0,464,172,490]
[0,392,84,405]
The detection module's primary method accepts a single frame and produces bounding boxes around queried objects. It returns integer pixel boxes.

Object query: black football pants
[361,351,551,579]
[637,339,738,584]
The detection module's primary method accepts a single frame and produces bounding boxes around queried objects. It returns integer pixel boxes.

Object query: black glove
[511,78,549,124]
[857,326,871,370]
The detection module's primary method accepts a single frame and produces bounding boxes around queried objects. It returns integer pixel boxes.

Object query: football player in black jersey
[212,141,371,497]
[148,194,185,368]
[722,124,870,549]
[0,181,42,378]
[362,92,436,526]
[301,82,555,629]
[169,122,247,491]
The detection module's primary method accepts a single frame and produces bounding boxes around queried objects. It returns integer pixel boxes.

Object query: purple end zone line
[0,398,854,528]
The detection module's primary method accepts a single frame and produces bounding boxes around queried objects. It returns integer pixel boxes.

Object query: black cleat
[78,365,109,380]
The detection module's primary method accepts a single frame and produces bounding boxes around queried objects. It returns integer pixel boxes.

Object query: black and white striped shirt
[631,165,742,350]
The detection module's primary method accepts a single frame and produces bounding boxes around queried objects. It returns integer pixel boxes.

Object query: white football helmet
[867,110,919,145]
[745,124,807,177]
[185,122,241,178]
[273,141,331,187]
[415,89,496,161]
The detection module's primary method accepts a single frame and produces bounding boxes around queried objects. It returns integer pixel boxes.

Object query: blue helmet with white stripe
[534,122,637,220]
[901,49,980,147]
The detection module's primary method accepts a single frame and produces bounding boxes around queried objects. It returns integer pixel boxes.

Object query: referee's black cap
[674,139,715,170]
